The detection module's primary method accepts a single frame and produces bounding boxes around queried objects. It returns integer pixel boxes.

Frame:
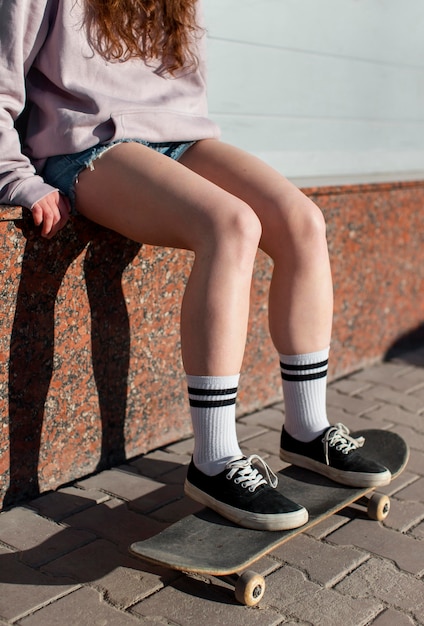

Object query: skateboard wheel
[234,570,265,606]
[367,493,390,521]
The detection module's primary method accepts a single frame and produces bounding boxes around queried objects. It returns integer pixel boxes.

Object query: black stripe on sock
[281,370,328,382]
[189,398,237,408]
[279,359,328,371]
[187,386,238,397]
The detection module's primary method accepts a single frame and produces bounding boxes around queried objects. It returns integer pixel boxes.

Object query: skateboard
[130,429,409,606]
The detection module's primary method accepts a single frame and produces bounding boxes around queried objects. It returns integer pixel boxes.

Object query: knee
[228,201,263,251]
[205,199,262,263]
[290,200,328,266]
[267,193,328,261]
[296,198,327,246]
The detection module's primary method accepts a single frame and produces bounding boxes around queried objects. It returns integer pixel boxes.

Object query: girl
[0,0,390,530]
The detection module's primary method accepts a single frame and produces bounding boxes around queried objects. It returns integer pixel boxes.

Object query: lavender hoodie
[0,0,220,209]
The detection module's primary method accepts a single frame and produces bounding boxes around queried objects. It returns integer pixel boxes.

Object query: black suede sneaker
[280,423,391,487]
[184,455,308,531]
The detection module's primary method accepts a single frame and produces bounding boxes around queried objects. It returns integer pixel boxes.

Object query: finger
[31,204,43,227]
[31,192,71,238]
[44,195,71,238]
[41,209,54,237]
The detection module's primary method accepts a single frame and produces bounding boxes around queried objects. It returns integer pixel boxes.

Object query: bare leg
[71,138,334,529]
[180,139,333,355]
[73,141,262,375]
[74,139,390,498]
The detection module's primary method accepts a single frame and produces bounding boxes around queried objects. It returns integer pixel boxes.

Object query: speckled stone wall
[1,179,423,507]
[314,180,424,373]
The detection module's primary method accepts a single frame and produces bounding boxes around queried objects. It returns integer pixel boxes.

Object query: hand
[31,191,71,238]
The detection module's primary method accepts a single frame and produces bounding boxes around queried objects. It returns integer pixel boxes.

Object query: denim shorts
[42,139,196,213]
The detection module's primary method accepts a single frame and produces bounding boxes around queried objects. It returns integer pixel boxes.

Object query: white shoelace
[225,455,278,492]
[322,423,365,465]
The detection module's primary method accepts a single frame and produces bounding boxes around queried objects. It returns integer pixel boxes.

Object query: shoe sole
[184,480,309,531]
[280,449,392,488]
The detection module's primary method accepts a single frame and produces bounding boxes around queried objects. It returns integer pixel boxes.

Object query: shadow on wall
[4,212,141,508]
[384,324,424,367]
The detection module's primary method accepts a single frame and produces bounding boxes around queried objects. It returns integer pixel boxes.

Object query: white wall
[204,0,424,184]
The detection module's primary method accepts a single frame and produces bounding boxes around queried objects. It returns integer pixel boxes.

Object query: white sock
[279,348,331,442]
[187,374,242,476]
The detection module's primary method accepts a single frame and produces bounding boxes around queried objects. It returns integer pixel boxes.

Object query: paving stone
[328,517,424,574]
[251,555,282,577]
[386,425,424,452]
[365,404,424,430]
[383,369,424,392]
[18,587,143,625]
[335,559,424,623]
[237,422,268,443]
[382,497,424,532]
[352,363,413,386]
[132,575,282,625]
[238,407,284,431]
[271,533,368,586]
[381,470,419,498]
[265,565,381,625]
[0,507,95,567]
[114,463,139,476]
[404,448,424,476]
[28,487,110,521]
[330,378,372,396]
[326,389,380,415]
[149,495,204,524]
[128,484,183,515]
[370,608,415,625]
[76,469,180,511]
[265,453,290,474]
[394,476,424,504]
[330,413,392,432]
[62,498,165,549]
[149,463,188,486]
[98,565,174,611]
[357,385,424,413]
[409,384,424,401]
[410,519,424,540]
[79,470,181,513]
[239,429,278,456]
[164,437,194,456]
[324,410,392,432]
[42,538,177,608]
[305,514,351,540]
[130,450,190,479]
[271,400,284,412]
[0,545,78,622]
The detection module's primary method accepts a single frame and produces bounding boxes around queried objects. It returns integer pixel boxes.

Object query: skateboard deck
[130,429,408,605]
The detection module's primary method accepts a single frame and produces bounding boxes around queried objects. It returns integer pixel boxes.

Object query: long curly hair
[84,0,200,74]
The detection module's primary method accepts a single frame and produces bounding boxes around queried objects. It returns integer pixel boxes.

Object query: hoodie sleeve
[0,0,58,208]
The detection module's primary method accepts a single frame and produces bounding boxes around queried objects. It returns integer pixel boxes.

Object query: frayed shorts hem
[42,138,196,214]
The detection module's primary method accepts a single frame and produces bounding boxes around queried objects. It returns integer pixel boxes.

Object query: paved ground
[0,347,423,625]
